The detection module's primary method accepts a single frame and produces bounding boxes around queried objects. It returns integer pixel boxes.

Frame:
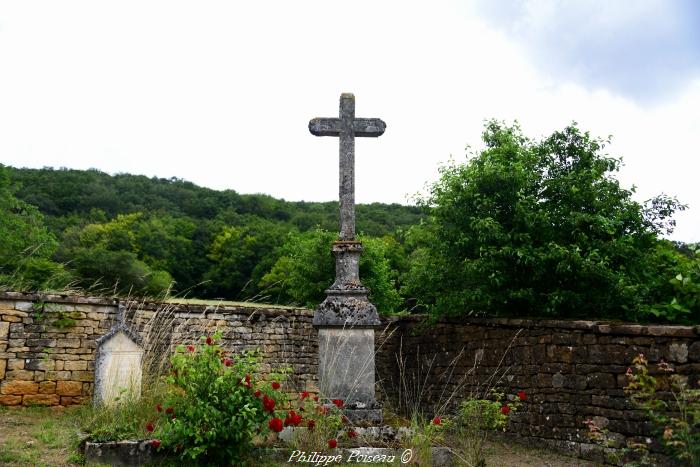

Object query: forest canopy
[2,121,698,324]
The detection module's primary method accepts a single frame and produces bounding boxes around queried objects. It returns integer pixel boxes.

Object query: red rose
[165,407,173,414]
[313,395,319,402]
[500,405,510,415]
[254,389,262,398]
[223,357,232,367]
[432,416,441,425]
[327,439,337,449]
[307,419,316,430]
[145,422,154,432]
[332,399,344,409]
[300,391,310,400]
[263,395,275,413]
[206,336,212,345]
[517,391,526,401]
[284,410,303,427]
[150,439,161,449]
[272,381,281,390]
[156,404,162,413]
[348,430,357,438]
[268,417,283,433]
[187,345,195,353]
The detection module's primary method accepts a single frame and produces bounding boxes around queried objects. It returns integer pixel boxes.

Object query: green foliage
[31,301,78,329]
[0,164,70,291]
[412,121,689,321]
[649,243,700,323]
[260,229,402,313]
[152,332,282,465]
[625,354,700,465]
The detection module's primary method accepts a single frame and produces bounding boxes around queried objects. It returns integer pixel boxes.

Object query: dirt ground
[0,406,600,466]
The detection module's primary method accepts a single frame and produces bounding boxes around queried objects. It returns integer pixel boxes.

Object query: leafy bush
[148,332,284,465]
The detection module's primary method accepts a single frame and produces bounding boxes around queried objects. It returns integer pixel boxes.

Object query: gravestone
[94,304,144,405]
[309,93,385,423]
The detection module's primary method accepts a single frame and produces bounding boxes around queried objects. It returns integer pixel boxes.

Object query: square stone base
[318,327,381,424]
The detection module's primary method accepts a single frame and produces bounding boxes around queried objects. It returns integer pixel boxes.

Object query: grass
[165,297,307,309]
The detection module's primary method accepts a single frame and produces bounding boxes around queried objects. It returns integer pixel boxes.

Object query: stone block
[5,369,34,380]
[55,360,64,371]
[72,370,93,382]
[56,381,82,396]
[64,360,87,371]
[666,342,688,363]
[25,358,55,371]
[7,358,24,370]
[56,338,81,348]
[2,315,22,323]
[39,381,56,394]
[0,322,9,338]
[45,370,72,381]
[690,341,700,362]
[0,358,5,379]
[22,394,60,406]
[0,394,22,405]
[1,380,38,395]
[586,373,616,389]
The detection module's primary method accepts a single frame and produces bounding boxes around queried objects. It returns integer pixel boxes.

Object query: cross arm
[309,118,342,136]
[352,118,386,137]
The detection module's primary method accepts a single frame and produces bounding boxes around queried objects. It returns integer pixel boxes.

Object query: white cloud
[0,0,697,241]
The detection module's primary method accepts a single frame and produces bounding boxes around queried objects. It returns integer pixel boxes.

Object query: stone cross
[309,93,386,241]
[308,93,385,424]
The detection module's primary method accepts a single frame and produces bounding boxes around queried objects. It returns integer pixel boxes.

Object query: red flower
[432,416,441,425]
[327,439,337,449]
[313,395,319,402]
[145,422,154,432]
[187,345,195,352]
[150,439,161,449]
[223,357,232,367]
[348,430,357,438]
[517,391,526,401]
[300,391,310,400]
[307,419,316,430]
[254,389,262,398]
[500,405,510,415]
[268,417,283,433]
[284,410,303,427]
[165,407,173,415]
[263,395,275,413]
[272,381,281,390]
[206,336,213,345]
[332,399,344,409]
[156,404,162,413]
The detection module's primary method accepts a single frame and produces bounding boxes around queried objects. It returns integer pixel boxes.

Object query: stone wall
[3,291,700,462]
[375,316,700,461]
[0,292,316,407]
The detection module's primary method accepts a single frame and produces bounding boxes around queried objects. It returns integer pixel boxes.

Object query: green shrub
[150,332,285,465]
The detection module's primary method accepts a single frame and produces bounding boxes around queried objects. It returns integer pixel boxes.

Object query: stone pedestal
[314,242,382,424]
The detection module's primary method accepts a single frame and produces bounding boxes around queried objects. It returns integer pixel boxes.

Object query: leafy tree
[0,164,69,290]
[410,121,688,321]
[260,229,401,313]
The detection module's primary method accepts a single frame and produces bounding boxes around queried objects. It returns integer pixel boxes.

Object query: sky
[1,0,699,241]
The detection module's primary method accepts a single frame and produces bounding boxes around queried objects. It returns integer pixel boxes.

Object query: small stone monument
[94,304,144,405]
[309,93,385,423]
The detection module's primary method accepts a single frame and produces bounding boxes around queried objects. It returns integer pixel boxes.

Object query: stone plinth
[318,328,382,424]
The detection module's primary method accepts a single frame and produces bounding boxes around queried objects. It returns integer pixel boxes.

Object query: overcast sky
[1,1,698,241]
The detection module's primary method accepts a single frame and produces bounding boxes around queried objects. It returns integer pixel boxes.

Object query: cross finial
[309,93,386,240]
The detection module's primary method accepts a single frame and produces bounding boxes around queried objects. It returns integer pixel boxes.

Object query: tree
[409,121,687,321]
[0,164,69,290]
[260,229,401,313]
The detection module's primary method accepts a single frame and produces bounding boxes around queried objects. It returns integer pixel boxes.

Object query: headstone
[309,93,385,424]
[94,304,144,405]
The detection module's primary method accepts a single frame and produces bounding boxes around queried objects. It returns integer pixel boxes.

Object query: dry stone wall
[375,316,700,461]
[0,292,316,407]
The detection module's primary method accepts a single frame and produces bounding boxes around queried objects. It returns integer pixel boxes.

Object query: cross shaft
[309,93,385,240]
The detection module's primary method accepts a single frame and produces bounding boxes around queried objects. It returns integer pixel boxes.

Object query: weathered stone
[5,369,34,380]
[64,360,87,371]
[0,394,22,405]
[22,394,60,406]
[39,381,56,394]
[0,358,5,379]
[56,380,82,396]
[45,370,72,381]
[0,321,8,339]
[1,380,38,395]
[667,342,688,363]
[94,329,143,405]
[25,358,55,371]
[2,315,22,323]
